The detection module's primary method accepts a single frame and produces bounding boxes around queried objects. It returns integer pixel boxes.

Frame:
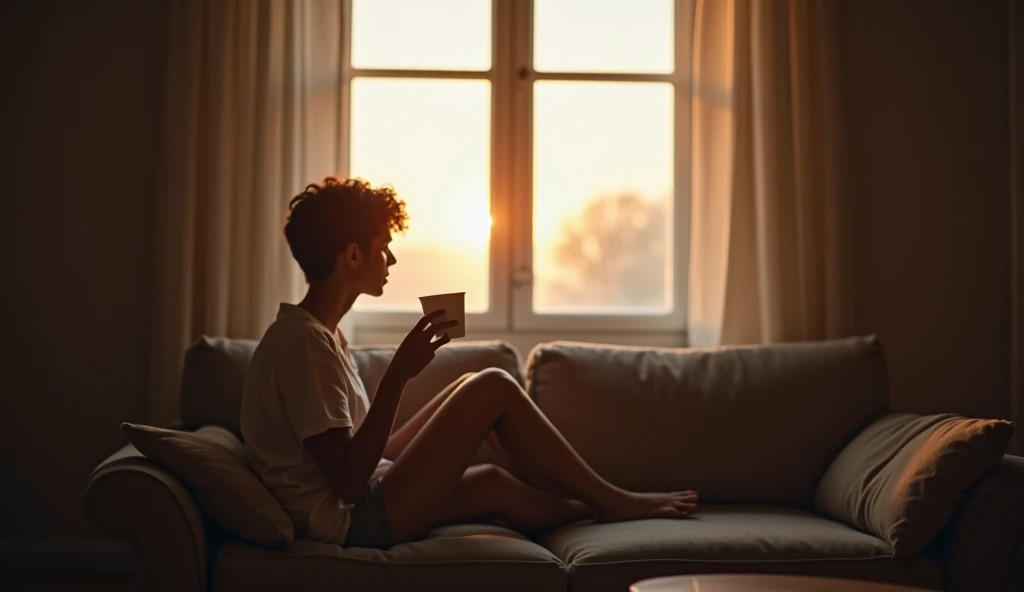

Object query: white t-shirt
[241,303,390,543]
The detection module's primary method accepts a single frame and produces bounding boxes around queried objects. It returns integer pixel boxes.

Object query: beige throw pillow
[814,412,1013,557]
[121,423,294,547]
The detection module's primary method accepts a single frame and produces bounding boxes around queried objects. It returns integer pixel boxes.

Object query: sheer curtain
[687,0,851,347]
[151,0,345,425]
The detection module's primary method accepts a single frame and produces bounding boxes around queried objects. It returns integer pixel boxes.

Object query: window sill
[352,328,688,355]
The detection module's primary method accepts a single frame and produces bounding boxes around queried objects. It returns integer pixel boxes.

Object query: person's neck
[297,280,358,334]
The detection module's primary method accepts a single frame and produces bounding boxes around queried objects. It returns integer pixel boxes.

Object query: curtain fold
[151,0,344,425]
[687,0,851,347]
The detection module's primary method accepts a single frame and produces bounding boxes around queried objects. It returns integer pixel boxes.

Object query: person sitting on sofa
[240,176,699,549]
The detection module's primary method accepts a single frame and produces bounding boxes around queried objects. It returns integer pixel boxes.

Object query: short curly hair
[284,177,408,282]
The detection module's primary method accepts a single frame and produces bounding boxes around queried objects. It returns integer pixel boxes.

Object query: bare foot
[594,490,699,522]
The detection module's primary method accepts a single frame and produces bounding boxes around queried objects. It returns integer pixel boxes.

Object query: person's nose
[387,250,397,266]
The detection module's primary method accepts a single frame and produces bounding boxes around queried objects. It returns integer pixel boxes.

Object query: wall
[0,0,168,559]
[839,0,1012,424]
[1012,0,1024,461]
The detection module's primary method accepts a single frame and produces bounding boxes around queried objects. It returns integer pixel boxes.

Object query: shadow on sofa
[85,335,1024,592]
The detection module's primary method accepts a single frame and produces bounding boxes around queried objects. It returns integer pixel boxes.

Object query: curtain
[151,0,345,425]
[687,0,851,347]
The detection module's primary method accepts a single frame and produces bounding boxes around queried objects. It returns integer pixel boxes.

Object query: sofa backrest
[180,336,524,439]
[525,335,890,507]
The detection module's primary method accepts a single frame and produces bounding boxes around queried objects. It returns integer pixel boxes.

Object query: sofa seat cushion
[213,524,566,592]
[542,506,943,592]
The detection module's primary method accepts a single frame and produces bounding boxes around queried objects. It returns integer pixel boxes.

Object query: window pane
[350,78,491,313]
[351,0,491,71]
[534,0,673,74]
[533,81,673,314]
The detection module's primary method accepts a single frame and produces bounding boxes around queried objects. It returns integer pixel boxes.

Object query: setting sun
[457,210,493,247]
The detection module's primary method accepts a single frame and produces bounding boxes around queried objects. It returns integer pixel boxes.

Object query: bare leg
[380,368,698,543]
[390,373,574,499]
[486,431,574,499]
[383,373,475,460]
[435,464,592,535]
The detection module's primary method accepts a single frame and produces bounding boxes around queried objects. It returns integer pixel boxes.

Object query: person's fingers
[430,333,452,351]
[417,320,458,343]
[429,319,459,332]
[413,309,447,333]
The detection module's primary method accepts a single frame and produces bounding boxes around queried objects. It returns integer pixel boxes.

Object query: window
[344,0,692,336]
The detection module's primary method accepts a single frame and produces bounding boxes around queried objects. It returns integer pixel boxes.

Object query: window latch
[512,265,534,288]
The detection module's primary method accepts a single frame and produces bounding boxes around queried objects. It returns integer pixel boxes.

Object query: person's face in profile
[351,230,395,297]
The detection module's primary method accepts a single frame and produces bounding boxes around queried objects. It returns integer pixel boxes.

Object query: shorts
[343,476,393,549]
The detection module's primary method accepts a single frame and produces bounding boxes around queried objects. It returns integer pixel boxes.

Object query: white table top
[630,574,935,592]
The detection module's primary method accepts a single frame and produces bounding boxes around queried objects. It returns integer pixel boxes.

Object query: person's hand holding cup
[390,309,458,382]
[418,292,466,340]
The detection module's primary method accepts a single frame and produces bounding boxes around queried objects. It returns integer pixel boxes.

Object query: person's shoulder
[264,315,337,360]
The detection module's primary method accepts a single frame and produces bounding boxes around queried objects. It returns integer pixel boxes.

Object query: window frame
[342,0,693,337]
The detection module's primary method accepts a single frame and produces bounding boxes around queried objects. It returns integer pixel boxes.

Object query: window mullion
[509,0,535,331]
[490,0,516,331]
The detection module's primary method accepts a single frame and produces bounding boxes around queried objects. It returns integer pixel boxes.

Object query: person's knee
[468,368,522,394]
[465,464,515,502]
[447,368,526,414]
[475,463,512,485]
[445,372,477,396]
[472,464,519,505]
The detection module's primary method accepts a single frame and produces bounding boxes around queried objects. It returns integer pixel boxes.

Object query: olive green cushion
[814,412,1013,557]
[122,422,294,547]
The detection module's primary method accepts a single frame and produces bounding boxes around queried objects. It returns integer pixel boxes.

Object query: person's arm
[305,369,407,502]
[305,310,457,502]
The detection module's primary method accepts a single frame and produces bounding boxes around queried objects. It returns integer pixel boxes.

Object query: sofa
[85,335,1024,592]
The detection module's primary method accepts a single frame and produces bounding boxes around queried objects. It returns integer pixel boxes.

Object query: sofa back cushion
[349,341,525,431]
[181,336,523,439]
[526,335,889,506]
[181,337,258,436]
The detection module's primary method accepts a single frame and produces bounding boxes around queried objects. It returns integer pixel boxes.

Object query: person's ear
[343,243,362,269]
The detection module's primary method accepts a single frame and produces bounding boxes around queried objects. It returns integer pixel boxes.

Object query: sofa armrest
[931,454,1024,592]
[85,443,208,592]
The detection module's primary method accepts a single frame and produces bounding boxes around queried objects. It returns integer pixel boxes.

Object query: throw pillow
[121,422,294,547]
[814,411,1013,557]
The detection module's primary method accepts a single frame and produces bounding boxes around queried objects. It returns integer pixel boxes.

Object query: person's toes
[675,501,696,514]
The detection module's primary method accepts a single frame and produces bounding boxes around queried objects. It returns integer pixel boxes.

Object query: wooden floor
[2,568,1022,591]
